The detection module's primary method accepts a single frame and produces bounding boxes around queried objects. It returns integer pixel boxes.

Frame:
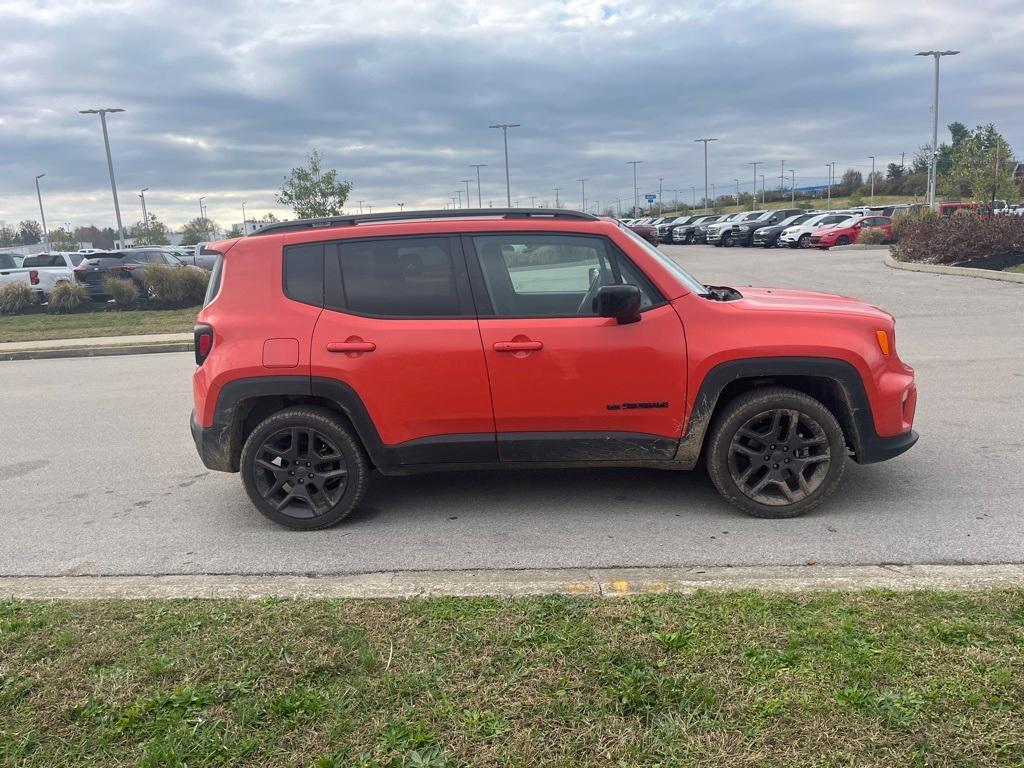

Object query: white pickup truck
[0,251,83,300]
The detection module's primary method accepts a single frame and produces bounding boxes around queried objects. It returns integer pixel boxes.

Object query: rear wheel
[706,387,846,518]
[240,407,369,530]
[835,235,851,246]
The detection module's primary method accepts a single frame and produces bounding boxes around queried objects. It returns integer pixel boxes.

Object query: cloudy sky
[1,0,1021,231]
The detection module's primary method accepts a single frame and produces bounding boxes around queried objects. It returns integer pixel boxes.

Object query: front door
[465,232,687,462]
[307,235,496,465]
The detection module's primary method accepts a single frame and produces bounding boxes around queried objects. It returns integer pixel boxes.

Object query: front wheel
[722,232,734,247]
[705,387,846,518]
[240,407,369,530]
[798,234,811,249]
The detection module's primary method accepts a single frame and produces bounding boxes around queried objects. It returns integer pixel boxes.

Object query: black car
[728,208,805,247]
[671,215,722,244]
[657,215,699,243]
[74,248,189,299]
[751,212,819,248]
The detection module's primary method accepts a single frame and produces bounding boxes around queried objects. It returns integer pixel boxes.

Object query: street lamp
[734,179,740,205]
[139,188,149,224]
[868,156,876,203]
[747,161,761,210]
[34,174,48,246]
[199,196,208,239]
[627,161,643,215]
[397,202,405,211]
[789,169,796,203]
[79,107,126,247]
[241,201,247,231]
[694,138,717,213]
[553,188,561,208]
[488,123,520,207]
[760,174,766,205]
[916,50,959,210]
[460,179,472,209]
[577,177,589,212]
[469,164,487,208]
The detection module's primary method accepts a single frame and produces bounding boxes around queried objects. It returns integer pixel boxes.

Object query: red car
[627,222,659,246]
[810,215,892,249]
[191,208,917,529]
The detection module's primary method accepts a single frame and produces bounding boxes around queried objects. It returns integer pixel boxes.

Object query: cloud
[0,0,1021,230]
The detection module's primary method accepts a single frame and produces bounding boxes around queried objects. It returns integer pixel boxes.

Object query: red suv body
[810,215,892,249]
[191,209,917,529]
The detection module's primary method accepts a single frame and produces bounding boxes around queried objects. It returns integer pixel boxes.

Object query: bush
[140,264,209,306]
[47,281,89,313]
[104,275,140,307]
[857,227,889,245]
[0,282,34,315]
[890,207,934,243]
[892,212,1024,266]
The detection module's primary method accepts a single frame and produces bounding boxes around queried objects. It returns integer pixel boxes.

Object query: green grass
[0,306,199,343]
[1004,263,1024,274]
[2,590,1023,766]
[662,194,922,217]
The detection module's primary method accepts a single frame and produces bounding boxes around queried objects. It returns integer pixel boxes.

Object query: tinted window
[332,237,460,317]
[204,255,223,307]
[284,244,324,306]
[0,254,16,269]
[473,233,660,317]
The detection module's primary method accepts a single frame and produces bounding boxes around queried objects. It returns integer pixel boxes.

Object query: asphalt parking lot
[1,245,1022,576]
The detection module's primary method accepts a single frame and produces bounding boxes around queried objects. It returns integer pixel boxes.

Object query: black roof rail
[250,208,598,236]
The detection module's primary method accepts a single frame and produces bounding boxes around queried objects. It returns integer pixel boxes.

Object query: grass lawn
[2,590,1023,766]
[0,306,199,343]
[660,194,921,217]
[1005,263,1024,274]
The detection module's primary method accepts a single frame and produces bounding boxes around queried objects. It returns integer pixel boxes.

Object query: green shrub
[47,281,89,313]
[0,282,34,315]
[104,275,140,307]
[890,207,934,243]
[140,264,210,306]
[857,227,889,245]
[892,212,1024,265]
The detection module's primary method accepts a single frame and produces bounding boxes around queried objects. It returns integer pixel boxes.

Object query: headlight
[739,226,750,232]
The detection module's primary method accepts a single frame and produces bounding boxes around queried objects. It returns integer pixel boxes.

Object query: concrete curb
[2,564,1023,599]
[0,341,193,362]
[884,253,1024,284]
[829,244,891,252]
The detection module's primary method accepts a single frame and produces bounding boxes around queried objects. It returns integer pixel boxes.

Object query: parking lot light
[627,161,643,216]
[79,107,126,247]
[868,156,876,203]
[34,174,48,247]
[747,161,761,210]
[489,123,520,207]
[915,51,959,211]
[693,139,717,213]
[469,164,487,208]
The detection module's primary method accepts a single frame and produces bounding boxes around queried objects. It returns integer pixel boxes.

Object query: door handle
[493,340,543,352]
[327,341,376,353]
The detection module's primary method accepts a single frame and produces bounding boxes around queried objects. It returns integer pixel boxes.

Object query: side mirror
[595,284,641,324]
[769,216,778,223]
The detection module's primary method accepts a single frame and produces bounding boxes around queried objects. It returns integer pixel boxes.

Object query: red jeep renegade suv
[191,209,917,529]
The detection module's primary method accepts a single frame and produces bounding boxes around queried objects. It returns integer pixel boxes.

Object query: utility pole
[868,156,876,203]
[469,164,487,208]
[658,177,663,211]
[711,182,716,204]
[398,202,404,210]
[915,50,959,210]
[826,164,832,209]
[760,175,766,205]
[488,123,520,207]
[900,151,906,170]
[691,186,696,207]
[460,180,472,209]
[241,201,247,231]
[530,195,536,207]
[357,201,364,214]
[79,107,126,247]
[627,161,643,216]
[780,160,785,200]
[615,198,621,216]
[747,161,761,210]
[553,187,561,208]
[139,188,149,225]
[693,138,717,213]
[734,179,740,205]
[34,174,48,246]
[790,170,796,203]
[577,177,589,211]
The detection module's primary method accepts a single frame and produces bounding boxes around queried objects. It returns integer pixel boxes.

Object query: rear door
[308,235,496,465]
[466,231,687,462]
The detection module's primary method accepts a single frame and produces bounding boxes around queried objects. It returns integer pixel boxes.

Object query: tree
[260,212,279,224]
[839,169,863,196]
[886,163,905,180]
[943,124,1017,203]
[49,227,78,251]
[180,217,215,246]
[0,225,15,247]
[224,224,243,238]
[131,213,171,245]
[276,149,352,218]
[16,220,42,245]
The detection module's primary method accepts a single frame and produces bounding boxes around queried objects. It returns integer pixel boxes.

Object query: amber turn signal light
[875,330,890,355]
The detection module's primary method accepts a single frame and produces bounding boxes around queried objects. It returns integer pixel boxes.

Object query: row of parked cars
[0,243,217,301]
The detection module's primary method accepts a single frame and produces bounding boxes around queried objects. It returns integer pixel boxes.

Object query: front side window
[473,233,660,318]
[333,237,461,317]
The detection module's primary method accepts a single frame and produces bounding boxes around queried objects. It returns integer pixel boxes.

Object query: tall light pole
[460,179,472,209]
[694,138,717,213]
[825,164,834,209]
[627,161,643,215]
[691,186,696,207]
[658,177,663,211]
[747,161,761,210]
[760,174,766,205]
[734,179,740,205]
[454,190,462,209]
[397,202,404,211]
[553,187,561,208]
[241,201,247,231]
[789,170,796,203]
[780,160,785,200]
[489,123,520,207]
[916,50,959,210]
[577,177,589,211]
[34,174,48,246]
[868,156,876,203]
[79,107,126,247]
[139,187,149,224]
[469,164,487,208]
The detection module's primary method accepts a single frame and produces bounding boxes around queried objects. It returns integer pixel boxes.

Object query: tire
[722,232,734,247]
[835,235,850,246]
[684,232,694,244]
[705,387,846,519]
[239,406,370,530]
[798,234,811,249]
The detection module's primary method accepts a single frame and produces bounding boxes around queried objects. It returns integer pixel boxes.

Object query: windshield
[619,225,707,296]
[742,211,765,221]
[785,214,814,226]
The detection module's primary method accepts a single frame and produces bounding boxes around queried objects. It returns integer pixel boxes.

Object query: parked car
[696,213,746,244]
[709,209,806,247]
[810,216,893,249]
[0,251,79,300]
[778,213,856,249]
[74,248,197,299]
[657,215,699,243]
[751,213,820,248]
[176,242,220,270]
[672,215,722,244]
[190,208,918,529]
[627,221,659,246]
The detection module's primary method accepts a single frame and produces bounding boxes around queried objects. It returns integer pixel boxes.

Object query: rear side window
[203,254,224,306]
[328,237,461,317]
[283,244,324,306]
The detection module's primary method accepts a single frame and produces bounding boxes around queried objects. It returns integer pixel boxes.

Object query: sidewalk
[0,332,192,361]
